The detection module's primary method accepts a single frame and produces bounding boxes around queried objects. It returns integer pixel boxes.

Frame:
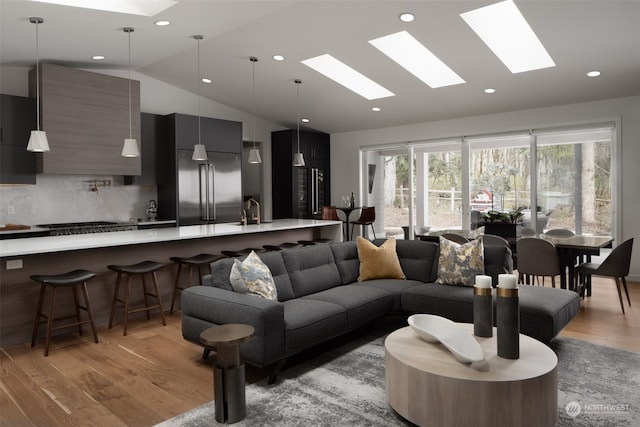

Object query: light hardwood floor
[1,277,638,427]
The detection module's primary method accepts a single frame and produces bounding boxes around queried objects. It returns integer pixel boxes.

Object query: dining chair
[574,238,634,313]
[440,233,469,244]
[351,206,376,239]
[544,228,575,238]
[321,205,345,241]
[516,238,561,287]
[521,227,537,237]
[481,234,510,248]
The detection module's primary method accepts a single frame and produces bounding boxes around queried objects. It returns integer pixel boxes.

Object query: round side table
[200,324,255,424]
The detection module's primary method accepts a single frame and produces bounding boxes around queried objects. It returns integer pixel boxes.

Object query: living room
[1,1,639,425]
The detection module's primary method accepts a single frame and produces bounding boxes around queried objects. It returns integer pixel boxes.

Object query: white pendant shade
[192,143,208,161]
[27,130,50,152]
[121,138,139,157]
[293,152,305,167]
[248,148,262,164]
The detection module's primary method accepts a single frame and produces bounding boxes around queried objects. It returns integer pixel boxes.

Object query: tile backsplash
[0,174,157,225]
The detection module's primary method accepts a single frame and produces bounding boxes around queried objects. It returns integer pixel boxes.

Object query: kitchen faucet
[246,198,260,225]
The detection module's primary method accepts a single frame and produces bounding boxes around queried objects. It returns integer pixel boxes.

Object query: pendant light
[247,56,262,164]
[27,17,50,153]
[292,79,305,167]
[121,27,139,157]
[192,35,208,161]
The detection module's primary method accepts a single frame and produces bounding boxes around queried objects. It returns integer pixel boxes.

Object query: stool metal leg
[31,283,46,348]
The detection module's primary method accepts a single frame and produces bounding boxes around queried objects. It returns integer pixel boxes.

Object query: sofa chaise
[181,239,580,383]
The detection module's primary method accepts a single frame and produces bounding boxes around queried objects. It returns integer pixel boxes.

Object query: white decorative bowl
[407,314,485,363]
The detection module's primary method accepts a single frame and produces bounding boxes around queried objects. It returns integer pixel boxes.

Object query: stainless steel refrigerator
[177,149,242,225]
[295,166,326,218]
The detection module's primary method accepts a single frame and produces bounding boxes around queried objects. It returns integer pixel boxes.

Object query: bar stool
[221,248,265,258]
[108,261,166,336]
[30,269,99,356]
[169,253,222,314]
[263,242,300,251]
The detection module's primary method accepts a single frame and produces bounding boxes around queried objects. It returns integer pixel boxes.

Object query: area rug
[157,327,640,427]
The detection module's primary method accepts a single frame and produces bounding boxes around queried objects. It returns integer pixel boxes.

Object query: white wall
[0,65,284,224]
[331,96,640,281]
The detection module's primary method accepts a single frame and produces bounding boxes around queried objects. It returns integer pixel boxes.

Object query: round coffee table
[200,324,255,424]
[385,324,557,427]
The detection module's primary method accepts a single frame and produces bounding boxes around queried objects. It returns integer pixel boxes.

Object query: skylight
[301,54,394,101]
[369,31,465,88]
[29,0,177,16]
[460,0,555,74]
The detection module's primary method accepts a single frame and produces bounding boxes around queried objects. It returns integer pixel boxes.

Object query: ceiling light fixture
[460,0,555,74]
[272,54,285,61]
[247,56,262,164]
[292,79,305,167]
[587,71,601,77]
[369,31,465,88]
[192,35,208,161]
[372,107,381,112]
[121,27,139,157]
[92,55,105,60]
[27,18,50,153]
[302,54,394,100]
[27,17,50,153]
[301,118,310,123]
[154,20,171,26]
[484,88,496,94]
[399,13,415,22]
[201,78,212,84]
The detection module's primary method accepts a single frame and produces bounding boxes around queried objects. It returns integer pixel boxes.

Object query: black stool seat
[107,260,164,275]
[298,239,333,246]
[222,248,264,258]
[108,260,166,335]
[31,269,99,356]
[169,253,221,314]
[31,269,96,286]
[170,253,221,266]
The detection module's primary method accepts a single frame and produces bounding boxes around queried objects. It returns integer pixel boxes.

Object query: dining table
[540,234,614,293]
[335,206,361,241]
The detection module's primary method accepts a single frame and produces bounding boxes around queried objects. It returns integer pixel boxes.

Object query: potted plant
[481,207,524,238]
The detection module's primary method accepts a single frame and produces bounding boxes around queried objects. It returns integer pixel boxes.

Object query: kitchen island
[0,219,341,347]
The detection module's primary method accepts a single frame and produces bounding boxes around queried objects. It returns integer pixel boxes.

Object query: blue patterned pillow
[436,236,484,286]
[229,251,278,300]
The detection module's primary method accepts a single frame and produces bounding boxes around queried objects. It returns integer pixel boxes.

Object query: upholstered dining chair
[351,206,376,239]
[440,233,469,244]
[516,238,561,287]
[544,228,575,238]
[521,227,537,237]
[574,238,634,313]
[482,234,510,248]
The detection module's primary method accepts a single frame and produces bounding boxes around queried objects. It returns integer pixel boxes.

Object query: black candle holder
[473,286,493,337]
[497,286,519,359]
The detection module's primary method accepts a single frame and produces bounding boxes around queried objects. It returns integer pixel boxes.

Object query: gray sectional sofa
[181,239,580,383]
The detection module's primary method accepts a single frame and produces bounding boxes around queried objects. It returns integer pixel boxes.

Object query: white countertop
[0,219,341,258]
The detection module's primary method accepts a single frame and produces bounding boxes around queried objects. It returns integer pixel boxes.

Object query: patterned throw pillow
[436,236,484,286]
[229,251,278,300]
[357,236,406,281]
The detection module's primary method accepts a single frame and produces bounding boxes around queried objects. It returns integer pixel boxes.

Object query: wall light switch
[6,259,23,270]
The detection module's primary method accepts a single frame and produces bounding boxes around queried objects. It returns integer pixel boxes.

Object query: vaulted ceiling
[2,1,639,134]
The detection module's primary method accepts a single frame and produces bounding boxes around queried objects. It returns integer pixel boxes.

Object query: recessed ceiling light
[28,0,177,16]
[201,78,212,84]
[272,54,285,61]
[372,107,381,112]
[484,88,496,94]
[587,71,601,77]
[92,55,105,60]
[301,54,394,101]
[399,13,415,23]
[155,20,171,26]
[301,118,310,123]
[460,0,555,74]
[369,31,465,88]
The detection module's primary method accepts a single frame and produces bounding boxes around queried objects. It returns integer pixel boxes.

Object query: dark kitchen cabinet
[166,113,242,153]
[0,94,37,184]
[272,129,330,219]
[125,113,165,185]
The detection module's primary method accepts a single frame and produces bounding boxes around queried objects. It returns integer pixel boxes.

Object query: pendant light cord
[252,57,256,150]
[35,19,41,131]
[128,29,132,140]
[197,36,202,145]
[296,80,301,153]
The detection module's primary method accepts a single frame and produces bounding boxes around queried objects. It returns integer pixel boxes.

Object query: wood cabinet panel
[30,63,141,175]
[0,94,37,184]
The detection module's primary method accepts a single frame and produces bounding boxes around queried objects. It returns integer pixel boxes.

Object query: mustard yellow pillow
[357,237,406,282]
